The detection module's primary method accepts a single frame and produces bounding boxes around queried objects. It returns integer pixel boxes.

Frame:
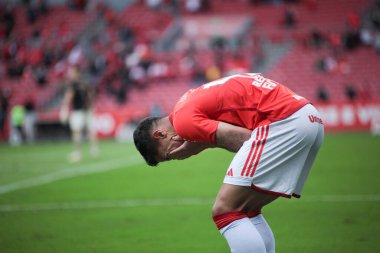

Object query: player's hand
[168,137,210,160]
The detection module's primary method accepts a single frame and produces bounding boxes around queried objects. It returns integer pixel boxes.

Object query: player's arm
[168,122,251,160]
[62,84,74,108]
[215,121,252,152]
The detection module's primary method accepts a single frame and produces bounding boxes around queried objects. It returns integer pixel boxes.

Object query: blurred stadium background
[1,0,380,140]
[0,0,380,252]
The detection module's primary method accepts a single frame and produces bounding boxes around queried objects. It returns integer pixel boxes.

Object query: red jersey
[169,73,309,144]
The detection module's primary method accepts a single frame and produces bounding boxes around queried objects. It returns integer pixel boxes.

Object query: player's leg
[68,111,84,162]
[250,214,275,253]
[212,184,277,215]
[86,110,99,158]
[247,104,324,198]
[69,129,82,162]
[212,123,279,253]
[220,216,266,253]
[292,117,324,197]
[212,184,277,253]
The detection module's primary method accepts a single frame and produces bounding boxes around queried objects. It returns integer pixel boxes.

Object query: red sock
[213,211,247,230]
[247,210,262,219]
[213,210,262,230]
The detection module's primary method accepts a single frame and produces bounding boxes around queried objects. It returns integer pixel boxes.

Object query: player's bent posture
[133,73,324,253]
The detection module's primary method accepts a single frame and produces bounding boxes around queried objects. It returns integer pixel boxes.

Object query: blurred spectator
[309,29,325,49]
[68,46,85,66]
[359,27,374,46]
[31,29,42,46]
[139,45,153,73]
[205,65,221,82]
[116,83,128,104]
[87,52,106,82]
[0,91,9,141]
[36,0,48,15]
[283,6,297,28]
[147,61,169,80]
[345,83,358,101]
[316,54,337,73]
[9,104,25,146]
[179,44,206,86]
[32,65,48,87]
[318,50,351,75]
[211,36,226,74]
[180,42,198,72]
[316,84,329,102]
[191,66,206,86]
[43,45,55,67]
[68,0,87,11]
[327,31,342,52]
[3,6,15,38]
[118,24,135,47]
[343,29,361,50]
[7,59,25,78]
[185,0,202,13]
[145,0,162,10]
[124,42,154,88]
[346,12,360,30]
[23,98,37,143]
[370,3,380,31]
[26,1,38,23]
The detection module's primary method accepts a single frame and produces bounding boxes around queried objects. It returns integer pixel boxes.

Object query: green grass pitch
[0,133,379,253]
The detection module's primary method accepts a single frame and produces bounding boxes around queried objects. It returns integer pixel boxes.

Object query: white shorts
[223,104,324,198]
[69,110,93,132]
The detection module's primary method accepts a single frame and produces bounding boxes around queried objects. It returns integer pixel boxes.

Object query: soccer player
[133,73,324,253]
[60,71,98,163]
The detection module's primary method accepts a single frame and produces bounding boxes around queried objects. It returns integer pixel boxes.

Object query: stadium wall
[315,101,380,133]
[3,101,380,143]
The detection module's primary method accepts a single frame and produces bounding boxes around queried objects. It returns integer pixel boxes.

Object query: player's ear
[152,129,167,140]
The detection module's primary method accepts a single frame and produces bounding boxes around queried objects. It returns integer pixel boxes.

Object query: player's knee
[212,201,233,216]
[212,209,249,232]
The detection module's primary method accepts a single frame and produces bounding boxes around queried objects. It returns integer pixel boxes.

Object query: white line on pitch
[0,156,143,195]
[0,194,379,212]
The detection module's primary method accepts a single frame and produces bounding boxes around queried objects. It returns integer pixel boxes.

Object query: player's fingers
[171,135,184,141]
[168,144,187,160]
[168,149,183,160]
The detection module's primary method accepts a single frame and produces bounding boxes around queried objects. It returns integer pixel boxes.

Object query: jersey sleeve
[172,108,219,144]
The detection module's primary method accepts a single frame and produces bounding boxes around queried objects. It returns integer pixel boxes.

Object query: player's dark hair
[133,117,163,167]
